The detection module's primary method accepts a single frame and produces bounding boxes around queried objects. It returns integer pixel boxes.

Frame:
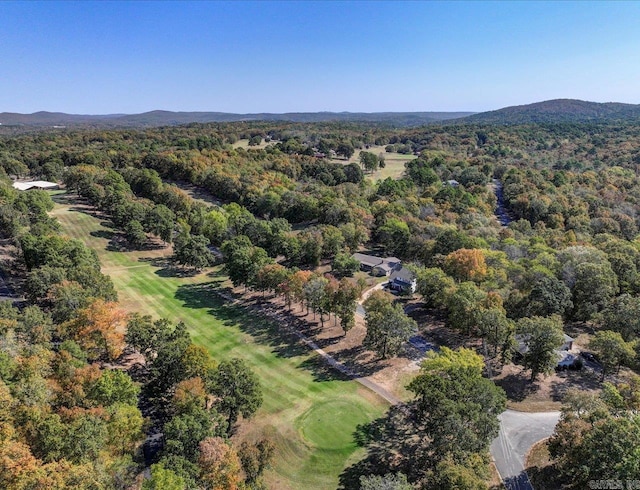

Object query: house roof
[374,262,394,273]
[515,333,574,356]
[12,180,58,191]
[390,267,415,284]
[352,253,384,268]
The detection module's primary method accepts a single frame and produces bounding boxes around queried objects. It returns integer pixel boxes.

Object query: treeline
[0,176,271,489]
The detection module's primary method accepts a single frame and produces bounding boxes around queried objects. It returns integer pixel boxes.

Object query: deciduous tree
[67,299,127,361]
[444,248,488,282]
[516,316,565,381]
[210,358,262,435]
[363,290,417,359]
[198,437,242,490]
[407,347,506,466]
[589,330,635,380]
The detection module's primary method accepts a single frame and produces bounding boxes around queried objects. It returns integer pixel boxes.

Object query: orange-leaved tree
[444,248,487,282]
[198,436,242,490]
[68,299,127,361]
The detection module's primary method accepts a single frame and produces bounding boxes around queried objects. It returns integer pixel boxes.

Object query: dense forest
[2,117,640,489]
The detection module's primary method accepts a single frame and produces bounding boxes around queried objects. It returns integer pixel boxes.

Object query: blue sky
[1,1,639,114]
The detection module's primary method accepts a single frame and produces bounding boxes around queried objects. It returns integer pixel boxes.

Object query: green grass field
[50,195,387,490]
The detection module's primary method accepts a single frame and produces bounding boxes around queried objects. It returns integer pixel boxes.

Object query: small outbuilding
[560,334,574,351]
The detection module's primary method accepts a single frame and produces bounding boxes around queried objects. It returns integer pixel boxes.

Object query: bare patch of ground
[405,304,468,350]
[493,363,601,412]
[488,462,507,490]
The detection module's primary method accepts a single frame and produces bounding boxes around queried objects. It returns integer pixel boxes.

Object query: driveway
[355,281,388,318]
[355,284,559,489]
[490,409,561,490]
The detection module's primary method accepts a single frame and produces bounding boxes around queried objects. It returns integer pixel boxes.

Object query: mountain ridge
[0,110,474,128]
[458,98,640,124]
[3,99,640,129]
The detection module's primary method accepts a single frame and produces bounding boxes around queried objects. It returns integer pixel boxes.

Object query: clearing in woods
[50,194,388,490]
[235,139,414,180]
[332,145,415,181]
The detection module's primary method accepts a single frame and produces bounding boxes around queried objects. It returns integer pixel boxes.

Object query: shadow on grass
[89,227,129,252]
[90,229,115,240]
[174,280,395,384]
[248,296,391,378]
[550,369,601,402]
[138,257,201,278]
[331,345,390,378]
[175,282,315,363]
[494,371,540,402]
[298,355,352,383]
[338,404,419,489]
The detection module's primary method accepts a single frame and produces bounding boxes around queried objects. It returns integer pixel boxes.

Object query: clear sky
[1,1,640,114]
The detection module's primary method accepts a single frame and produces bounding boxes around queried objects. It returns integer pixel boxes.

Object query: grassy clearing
[50,195,388,490]
[233,138,274,150]
[331,145,415,181]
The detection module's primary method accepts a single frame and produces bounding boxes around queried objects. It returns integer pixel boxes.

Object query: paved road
[492,178,515,226]
[355,281,388,318]
[491,410,561,490]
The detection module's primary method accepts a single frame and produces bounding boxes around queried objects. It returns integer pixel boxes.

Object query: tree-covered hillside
[3,119,640,488]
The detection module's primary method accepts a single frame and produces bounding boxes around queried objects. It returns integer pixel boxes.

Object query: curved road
[491,410,560,490]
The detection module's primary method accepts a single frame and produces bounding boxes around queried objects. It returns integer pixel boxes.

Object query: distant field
[232,140,412,180]
[332,144,415,181]
[50,195,388,490]
[232,138,274,150]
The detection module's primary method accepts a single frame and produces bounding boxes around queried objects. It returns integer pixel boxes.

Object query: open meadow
[50,194,389,490]
[332,145,415,181]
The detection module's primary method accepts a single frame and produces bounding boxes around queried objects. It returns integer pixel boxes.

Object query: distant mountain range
[2,99,640,129]
[0,110,473,128]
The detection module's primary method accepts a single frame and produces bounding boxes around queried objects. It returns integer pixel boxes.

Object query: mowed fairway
[50,195,388,490]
